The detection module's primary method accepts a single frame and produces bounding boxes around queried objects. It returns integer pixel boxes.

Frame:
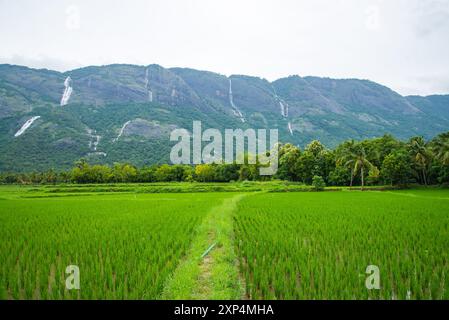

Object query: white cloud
[0,54,82,72]
[0,0,448,96]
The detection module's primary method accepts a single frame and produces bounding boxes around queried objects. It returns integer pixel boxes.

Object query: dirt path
[162,193,248,299]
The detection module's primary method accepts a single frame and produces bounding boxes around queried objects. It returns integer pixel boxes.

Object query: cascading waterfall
[228,79,245,123]
[86,128,106,157]
[92,134,100,151]
[272,86,293,136]
[274,95,289,118]
[87,128,101,151]
[145,68,153,102]
[279,100,287,117]
[113,120,131,142]
[14,116,41,137]
[60,76,73,106]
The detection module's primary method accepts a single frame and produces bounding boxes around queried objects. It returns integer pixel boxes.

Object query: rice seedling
[234,191,449,300]
[0,192,229,299]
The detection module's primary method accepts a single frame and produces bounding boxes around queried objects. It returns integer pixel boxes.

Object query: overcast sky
[1,0,448,96]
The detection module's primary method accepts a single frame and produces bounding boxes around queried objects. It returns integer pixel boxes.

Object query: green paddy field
[0,184,448,300]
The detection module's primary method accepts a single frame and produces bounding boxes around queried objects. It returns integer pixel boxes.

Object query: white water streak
[273,86,291,135]
[60,76,73,106]
[14,116,41,137]
[279,101,286,117]
[144,68,149,88]
[229,79,245,123]
[145,68,153,102]
[92,135,100,151]
[273,91,289,118]
[87,129,101,151]
[288,122,293,136]
[114,121,131,142]
[88,152,107,157]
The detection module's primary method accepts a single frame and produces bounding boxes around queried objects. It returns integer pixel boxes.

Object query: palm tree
[432,133,449,166]
[408,137,431,185]
[351,145,375,190]
[337,142,375,190]
[336,140,357,187]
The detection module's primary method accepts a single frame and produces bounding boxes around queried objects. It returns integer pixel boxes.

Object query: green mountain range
[0,63,448,171]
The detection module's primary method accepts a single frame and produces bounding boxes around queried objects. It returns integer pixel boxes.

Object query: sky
[0,0,448,96]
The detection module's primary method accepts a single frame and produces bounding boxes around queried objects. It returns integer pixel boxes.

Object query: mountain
[0,63,448,172]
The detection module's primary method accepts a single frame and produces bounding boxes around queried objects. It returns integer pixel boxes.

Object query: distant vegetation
[2,132,448,187]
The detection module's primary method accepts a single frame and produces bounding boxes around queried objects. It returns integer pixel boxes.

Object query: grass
[0,184,448,300]
[162,194,246,299]
[234,191,449,299]
[0,192,229,299]
[0,181,316,196]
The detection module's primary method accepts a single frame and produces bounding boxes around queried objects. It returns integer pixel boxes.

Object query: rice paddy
[0,185,448,300]
[234,191,449,299]
[0,190,232,299]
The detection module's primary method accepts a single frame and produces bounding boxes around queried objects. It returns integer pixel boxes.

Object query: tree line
[1,132,449,187]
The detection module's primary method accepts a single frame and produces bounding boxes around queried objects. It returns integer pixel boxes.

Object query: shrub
[312,175,326,191]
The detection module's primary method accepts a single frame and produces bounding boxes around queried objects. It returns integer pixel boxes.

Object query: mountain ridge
[0,63,448,171]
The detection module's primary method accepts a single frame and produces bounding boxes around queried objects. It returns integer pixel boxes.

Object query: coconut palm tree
[351,145,375,190]
[408,136,432,185]
[432,133,449,166]
[336,140,357,187]
[337,142,375,190]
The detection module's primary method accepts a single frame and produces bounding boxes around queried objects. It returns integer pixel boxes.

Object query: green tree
[238,164,258,181]
[277,143,301,181]
[137,166,156,182]
[312,175,326,191]
[360,134,402,168]
[431,132,449,166]
[89,165,112,183]
[295,140,333,185]
[336,140,357,186]
[366,166,380,185]
[381,151,411,185]
[214,163,239,182]
[295,151,315,184]
[305,140,325,157]
[195,164,216,182]
[408,136,432,185]
[339,143,376,190]
[154,164,176,182]
[328,165,351,186]
[112,163,137,182]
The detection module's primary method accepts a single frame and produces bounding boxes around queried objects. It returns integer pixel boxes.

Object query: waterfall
[87,128,101,151]
[114,120,131,142]
[14,116,41,137]
[228,79,245,123]
[145,68,153,102]
[288,122,293,136]
[272,85,292,135]
[60,76,73,106]
[279,101,286,117]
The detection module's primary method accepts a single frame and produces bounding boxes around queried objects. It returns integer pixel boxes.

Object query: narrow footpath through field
[162,193,249,299]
